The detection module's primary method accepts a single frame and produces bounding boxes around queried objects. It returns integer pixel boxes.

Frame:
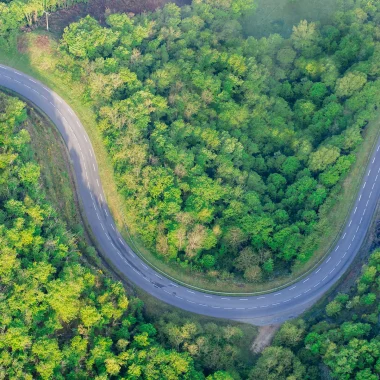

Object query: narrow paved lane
[1,64,379,325]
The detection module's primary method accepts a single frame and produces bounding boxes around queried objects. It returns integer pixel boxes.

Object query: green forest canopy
[253,248,380,380]
[0,91,225,379]
[52,0,380,282]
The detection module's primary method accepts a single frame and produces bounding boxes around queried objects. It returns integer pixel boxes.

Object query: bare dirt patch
[17,35,28,53]
[251,324,281,354]
[36,0,191,35]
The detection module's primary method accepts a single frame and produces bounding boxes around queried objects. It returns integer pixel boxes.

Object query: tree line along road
[1,64,379,326]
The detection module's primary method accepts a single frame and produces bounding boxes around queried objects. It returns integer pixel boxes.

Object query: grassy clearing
[242,0,340,38]
[24,102,80,226]
[1,30,379,294]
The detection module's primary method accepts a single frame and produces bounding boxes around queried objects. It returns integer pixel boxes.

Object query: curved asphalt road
[1,65,379,325]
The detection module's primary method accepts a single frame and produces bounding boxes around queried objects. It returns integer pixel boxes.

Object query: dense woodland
[1,0,380,379]
[0,92,241,379]
[0,88,378,378]
[256,248,380,380]
[43,0,380,282]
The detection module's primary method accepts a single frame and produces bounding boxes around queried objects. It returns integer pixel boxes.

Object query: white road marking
[258,296,266,299]
[329,268,335,274]
[337,260,341,266]
[164,290,171,294]
[204,295,212,298]
[170,283,178,288]
[187,290,195,294]
[176,296,184,300]
[354,207,357,214]
[326,257,331,263]
[294,294,301,299]
[316,268,321,274]
[111,224,115,231]
[155,274,163,280]
[29,78,36,83]
[212,306,220,309]
[304,288,311,293]
[187,300,196,304]
[289,286,296,291]
[335,245,340,252]
[283,299,291,303]
[142,263,148,269]
[322,276,328,281]
[303,278,309,283]
[274,293,281,296]
[314,282,320,288]
[363,182,367,189]
[359,194,362,201]
[221,297,230,300]
[93,163,96,172]
[14,71,21,76]
[100,224,105,231]
[343,251,347,257]
[343,233,346,239]
[96,212,100,220]
[96,179,100,187]
[14,79,21,84]
[69,109,73,115]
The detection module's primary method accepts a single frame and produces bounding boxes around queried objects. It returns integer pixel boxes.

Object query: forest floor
[33,0,190,36]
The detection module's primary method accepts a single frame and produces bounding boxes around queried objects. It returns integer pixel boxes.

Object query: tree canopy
[53,0,380,282]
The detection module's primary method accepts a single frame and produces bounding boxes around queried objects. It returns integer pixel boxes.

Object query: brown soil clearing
[251,324,281,354]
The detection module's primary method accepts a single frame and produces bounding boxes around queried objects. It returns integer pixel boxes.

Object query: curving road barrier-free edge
[1,64,379,325]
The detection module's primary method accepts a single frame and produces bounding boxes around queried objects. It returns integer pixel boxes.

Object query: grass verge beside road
[1,30,379,294]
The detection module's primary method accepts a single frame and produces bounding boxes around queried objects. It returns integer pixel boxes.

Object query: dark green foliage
[52,0,380,282]
[268,247,380,379]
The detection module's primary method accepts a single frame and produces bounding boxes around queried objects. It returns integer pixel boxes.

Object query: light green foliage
[249,346,306,379]
[156,313,247,375]
[0,92,204,379]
